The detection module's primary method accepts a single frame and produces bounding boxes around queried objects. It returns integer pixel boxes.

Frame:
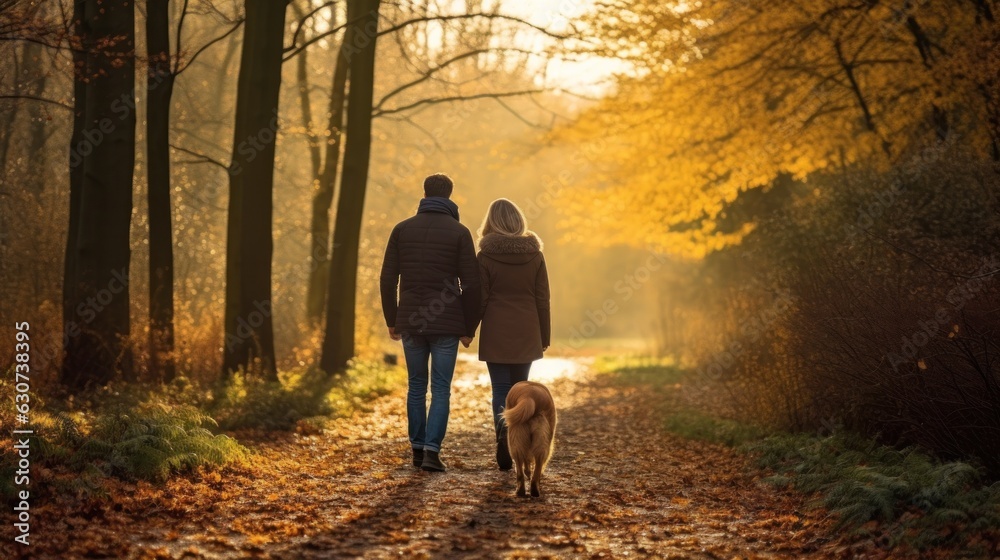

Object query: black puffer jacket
[380,197,481,337]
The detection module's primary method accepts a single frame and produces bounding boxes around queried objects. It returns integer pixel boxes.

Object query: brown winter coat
[477,232,550,363]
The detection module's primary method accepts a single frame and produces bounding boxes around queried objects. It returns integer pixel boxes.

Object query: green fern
[76,404,248,482]
[747,431,1000,551]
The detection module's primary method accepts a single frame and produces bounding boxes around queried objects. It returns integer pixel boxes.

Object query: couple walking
[380,173,551,472]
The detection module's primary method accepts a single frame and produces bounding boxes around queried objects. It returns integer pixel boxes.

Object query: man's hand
[460,336,473,348]
[388,327,402,341]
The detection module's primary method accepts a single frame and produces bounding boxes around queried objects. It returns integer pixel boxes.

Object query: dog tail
[502,397,536,427]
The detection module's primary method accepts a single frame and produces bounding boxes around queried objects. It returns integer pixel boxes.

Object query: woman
[476,198,550,470]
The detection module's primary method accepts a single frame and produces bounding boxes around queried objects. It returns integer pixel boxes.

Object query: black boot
[420,450,447,472]
[412,448,424,467]
[496,423,512,471]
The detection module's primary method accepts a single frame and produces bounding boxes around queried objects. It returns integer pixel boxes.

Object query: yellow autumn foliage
[556,0,998,259]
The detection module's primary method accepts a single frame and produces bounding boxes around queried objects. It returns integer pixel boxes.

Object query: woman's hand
[460,336,473,348]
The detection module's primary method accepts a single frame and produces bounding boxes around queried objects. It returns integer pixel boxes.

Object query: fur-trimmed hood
[478,232,543,265]
[479,232,543,254]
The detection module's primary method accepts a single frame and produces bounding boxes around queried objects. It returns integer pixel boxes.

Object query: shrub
[212,360,405,430]
[749,432,1000,550]
[74,403,248,482]
[613,361,1000,553]
[2,402,248,503]
[671,145,1000,474]
[782,150,1000,475]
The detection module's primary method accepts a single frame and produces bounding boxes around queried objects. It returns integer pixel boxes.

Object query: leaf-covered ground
[10,357,896,559]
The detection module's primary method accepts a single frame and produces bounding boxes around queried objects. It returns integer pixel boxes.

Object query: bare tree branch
[372,89,546,117]
[282,15,354,62]
[176,18,244,75]
[381,114,446,152]
[173,0,191,71]
[860,228,1000,280]
[285,11,574,62]
[492,97,547,129]
[290,0,336,48]
[379,13,576,40]
[374,48,492,112]
[374,46,543,114]
[0,93,71,110]
[169,143,229,171]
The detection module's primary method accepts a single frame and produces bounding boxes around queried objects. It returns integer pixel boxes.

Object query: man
[380,173,480,472]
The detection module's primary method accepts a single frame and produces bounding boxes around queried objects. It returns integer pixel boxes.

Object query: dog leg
[530,460,542,497]
[515,461,527,497]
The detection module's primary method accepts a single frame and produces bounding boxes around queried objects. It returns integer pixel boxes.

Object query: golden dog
[502,381,557,497]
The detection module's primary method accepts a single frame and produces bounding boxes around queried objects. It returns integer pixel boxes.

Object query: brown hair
[423,173,454,198]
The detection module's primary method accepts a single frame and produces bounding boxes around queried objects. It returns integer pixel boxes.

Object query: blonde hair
[479,198,527,238]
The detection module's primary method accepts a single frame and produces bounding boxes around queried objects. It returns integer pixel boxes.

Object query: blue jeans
[486,362,532,438]
[402,335,460,453]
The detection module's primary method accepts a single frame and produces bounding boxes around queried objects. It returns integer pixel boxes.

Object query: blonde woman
[477,198,551,470]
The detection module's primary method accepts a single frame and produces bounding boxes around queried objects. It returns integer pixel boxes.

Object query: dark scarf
[417,196,460,221]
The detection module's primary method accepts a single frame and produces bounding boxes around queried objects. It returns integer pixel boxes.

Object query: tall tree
[290,1,351,326]
[292,1,323,182]
[61,0,136,388]
[146,0,176,381]
[320,0,381,373]
[307,14,350,326]
[23,40,49,196]
[222,0,290,379]
[62,0,86,385]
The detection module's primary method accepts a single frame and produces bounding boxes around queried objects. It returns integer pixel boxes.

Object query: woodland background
[1,0,1000,556]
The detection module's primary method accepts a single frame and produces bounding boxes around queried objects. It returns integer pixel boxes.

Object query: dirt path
[23,356,844,559]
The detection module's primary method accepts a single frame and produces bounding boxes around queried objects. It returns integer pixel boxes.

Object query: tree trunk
[320,0,381,373]
[292,2,323,181]
[61,0,136,388]
[24,40,49,196]
[147,0,176,382]
[0,45,22,181]
[307,27,350,326]
[63,0,87,378]
[222,0,289,379]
